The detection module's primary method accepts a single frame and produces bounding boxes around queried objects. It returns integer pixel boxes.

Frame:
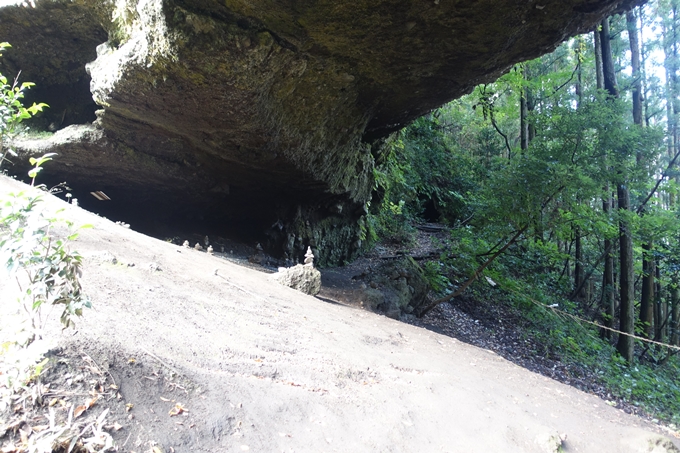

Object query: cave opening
[24,77,99,132]
[420,198,441,223]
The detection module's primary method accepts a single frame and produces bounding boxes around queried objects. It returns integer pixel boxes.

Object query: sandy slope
[1,174,678,453]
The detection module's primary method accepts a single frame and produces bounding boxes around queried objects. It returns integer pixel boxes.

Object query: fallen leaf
[86,396,99,408]
[160,397,171,402]
[19,426,29,444]
[109,384,118,390]
[125,403,134,412]
[74,405,88,418]
[152,447,163,453]
[128,358,136,365]
[168,403,186,416]
[111,422,123,431]
[48,398,58,407]
[31,425,48,433]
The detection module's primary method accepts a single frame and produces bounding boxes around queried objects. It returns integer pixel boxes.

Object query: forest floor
[1,174,679,453]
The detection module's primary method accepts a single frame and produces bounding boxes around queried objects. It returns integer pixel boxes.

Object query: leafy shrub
[0,42,48,170]
[0,189,91,342]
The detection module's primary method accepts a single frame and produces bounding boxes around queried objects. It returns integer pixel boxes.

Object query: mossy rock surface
[361,257,429,318]
[0,0,637,264]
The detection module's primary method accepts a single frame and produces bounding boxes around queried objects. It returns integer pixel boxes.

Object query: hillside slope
[0,174,678,453]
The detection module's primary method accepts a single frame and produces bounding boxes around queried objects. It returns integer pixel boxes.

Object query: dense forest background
[369,0,680,425]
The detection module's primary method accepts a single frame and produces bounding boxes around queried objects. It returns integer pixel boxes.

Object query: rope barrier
[502,286,680,352]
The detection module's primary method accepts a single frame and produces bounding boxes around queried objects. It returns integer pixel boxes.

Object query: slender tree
[601,17,635,362]
[594,26,616,338]
[628,10,655,338]
[662,0,680,344]
[574,40,586,301]
[520,65,530,152]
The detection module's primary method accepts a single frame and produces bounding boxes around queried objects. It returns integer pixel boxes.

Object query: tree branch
[636,145,680,214]
[490,111,513,157]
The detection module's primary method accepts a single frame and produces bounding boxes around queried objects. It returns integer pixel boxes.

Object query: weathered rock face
[270,263,322,296]
[359,257,430,319]
[0,0,638,265]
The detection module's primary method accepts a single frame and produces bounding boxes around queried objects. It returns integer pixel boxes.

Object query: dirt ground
[1,174,679,453]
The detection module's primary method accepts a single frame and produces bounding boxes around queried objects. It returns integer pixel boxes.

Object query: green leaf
[26,102,48,115]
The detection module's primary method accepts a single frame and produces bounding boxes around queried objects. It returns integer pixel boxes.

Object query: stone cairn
[304,247,314,266]
[270,246,320,295]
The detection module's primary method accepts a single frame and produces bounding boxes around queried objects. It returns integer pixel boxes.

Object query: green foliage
[0,42,49,170]
[366,197,414,245]
[368,23,680,425]
[0,190,92,342]
[422,260,450,294]
[28,152,57,187]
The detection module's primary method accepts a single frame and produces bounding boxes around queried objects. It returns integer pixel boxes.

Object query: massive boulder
[0,0,638,265]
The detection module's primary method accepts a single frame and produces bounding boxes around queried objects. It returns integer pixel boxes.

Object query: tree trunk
[616,184,635,362]
[627,11,643,137]
[520,65,529,151]
[629,8,656,341]
[638,6,650,126]
[526,65,536,142]
[594,26,605,92]
[596,26,615,341]
[663,2,680,207]
[671,281,680,346]
[640,242,654,338]
[654,265,664,342]
[573,41,585,302]
[601,19,619,98]
[574,226,585,301]
[602,188,615,340]
[601,17,634,362]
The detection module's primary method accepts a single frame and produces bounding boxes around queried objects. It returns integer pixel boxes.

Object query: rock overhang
[0,0,641,265]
